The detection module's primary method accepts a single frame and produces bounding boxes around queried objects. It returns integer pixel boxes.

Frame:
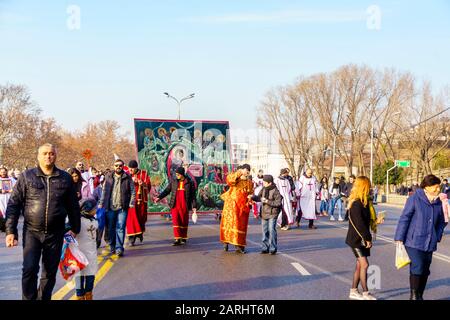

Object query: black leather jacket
[5,166,81,238]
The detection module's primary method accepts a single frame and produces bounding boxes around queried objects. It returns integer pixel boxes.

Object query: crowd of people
[1,143,449,302]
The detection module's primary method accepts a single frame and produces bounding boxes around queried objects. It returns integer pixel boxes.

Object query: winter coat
[252,184,283,219]
[395,188,447,252]
[5,166,81,238]
[346,199,372,248]
[75,214,98,276]
[99,172,135,212]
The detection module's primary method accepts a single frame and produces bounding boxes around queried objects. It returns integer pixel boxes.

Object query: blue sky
[1,0,449,140]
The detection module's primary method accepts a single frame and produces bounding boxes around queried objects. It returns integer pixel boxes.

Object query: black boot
[172,239,182,246]
[410,289,421,300]
[410,275,422,300]
[223,243,229,251]
[138,234,144,243]
[418,275,428,300]
[129,236,136,246]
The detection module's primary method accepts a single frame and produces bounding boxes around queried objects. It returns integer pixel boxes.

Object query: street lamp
[370,110,401,186]
[163,92,196,120]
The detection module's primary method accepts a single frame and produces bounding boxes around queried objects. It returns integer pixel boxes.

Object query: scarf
[368,196,378,233]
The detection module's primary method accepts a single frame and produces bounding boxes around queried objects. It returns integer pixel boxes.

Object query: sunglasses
[114,164,123,168]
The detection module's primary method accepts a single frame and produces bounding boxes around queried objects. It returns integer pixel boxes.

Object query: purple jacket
[394,188,447,252]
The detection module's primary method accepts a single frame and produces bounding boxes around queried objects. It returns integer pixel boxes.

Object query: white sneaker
[330,216,336,221]
[349,289,364,300]
[281,226,289,231]
[338,217,344,222]
[362,291,377,300]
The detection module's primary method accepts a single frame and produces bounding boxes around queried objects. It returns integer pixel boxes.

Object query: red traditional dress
[126,169,151,237]
[220,171,254,247]
[172,180,189,240]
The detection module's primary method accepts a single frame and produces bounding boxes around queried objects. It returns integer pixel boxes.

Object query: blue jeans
[106,209,128,253]
[75,275,95,296]
[320,200,329,213]
[261,218,277,253]
[373,193,378,204]
[328,197,343,218]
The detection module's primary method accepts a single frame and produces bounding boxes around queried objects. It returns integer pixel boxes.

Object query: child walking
[251,175,283,255]
[75,198,99,300]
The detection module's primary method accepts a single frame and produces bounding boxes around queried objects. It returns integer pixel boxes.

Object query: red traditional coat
[126,170,151,236]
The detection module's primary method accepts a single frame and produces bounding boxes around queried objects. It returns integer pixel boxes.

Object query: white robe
[296,175,318,220]
[253,176,264,215]
[0,178,16,218]
[275,177,294,225]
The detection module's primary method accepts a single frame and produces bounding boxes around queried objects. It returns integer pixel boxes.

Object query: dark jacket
[158,177,197,210]
[343,182,354,198]
[5,166,81,238]
[252,184,283,219]
[394,189,447,252]
[99,171,135,212]
[346,199,372,248]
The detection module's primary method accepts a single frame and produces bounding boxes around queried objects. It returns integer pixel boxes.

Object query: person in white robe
[252,170,264,219]
[0,167,16,220]
[296,168,319,229]
[274,168,294,230]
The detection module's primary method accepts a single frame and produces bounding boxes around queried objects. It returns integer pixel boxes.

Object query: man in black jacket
[98,159,135,257]
[251,175,283,255]
[156,167,197,246]
[5,143,80,300]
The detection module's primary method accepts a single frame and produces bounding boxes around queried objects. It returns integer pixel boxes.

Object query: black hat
[80,198,97,213]
[263,175,274,184]
[128,160,138,168]
[175,166,185,176]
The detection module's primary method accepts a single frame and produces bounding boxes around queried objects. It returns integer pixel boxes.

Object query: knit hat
[175,166,185,176]
[263,175,274,184]
[80,198,97,213]
[128,160,138,168]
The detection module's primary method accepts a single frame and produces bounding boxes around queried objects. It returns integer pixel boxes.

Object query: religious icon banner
[134,118,233,214]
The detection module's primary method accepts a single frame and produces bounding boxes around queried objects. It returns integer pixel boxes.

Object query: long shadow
[106,273,347,300]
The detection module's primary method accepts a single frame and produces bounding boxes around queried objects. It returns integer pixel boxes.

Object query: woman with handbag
[394,175,447,300]
[346,176,380,300]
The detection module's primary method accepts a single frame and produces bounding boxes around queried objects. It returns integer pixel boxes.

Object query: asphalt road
[1,203,450,300]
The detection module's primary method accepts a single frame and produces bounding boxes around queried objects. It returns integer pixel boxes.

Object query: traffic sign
[395,160,410,168]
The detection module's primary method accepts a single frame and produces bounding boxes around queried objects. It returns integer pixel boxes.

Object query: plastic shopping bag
[395,242,411,270]
[96,207,106,230]
[192,211,198,224]
[59,233,89,281]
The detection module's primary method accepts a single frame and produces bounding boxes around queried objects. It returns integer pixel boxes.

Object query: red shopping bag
[59,234,89,281]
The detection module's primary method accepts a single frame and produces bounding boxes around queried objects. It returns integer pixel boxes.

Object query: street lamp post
[163,92,195,120]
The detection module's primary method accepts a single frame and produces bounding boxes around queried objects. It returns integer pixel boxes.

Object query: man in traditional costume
[126,160,151,246]
[220,164,254,254]
[296,168,319,229]
[156,167,197,246]
[274,168,295,230]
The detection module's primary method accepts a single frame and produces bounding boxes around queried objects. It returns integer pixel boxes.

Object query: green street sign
[395,160,411,168]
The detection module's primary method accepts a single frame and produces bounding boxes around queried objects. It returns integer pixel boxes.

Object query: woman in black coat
[346,176,379,300]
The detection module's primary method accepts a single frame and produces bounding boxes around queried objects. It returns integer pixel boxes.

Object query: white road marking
[291,262,311,276]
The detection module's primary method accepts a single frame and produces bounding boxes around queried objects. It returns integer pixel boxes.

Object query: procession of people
[1,143,448,301]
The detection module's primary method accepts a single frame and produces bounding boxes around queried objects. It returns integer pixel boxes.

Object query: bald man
[5,143,80,300]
